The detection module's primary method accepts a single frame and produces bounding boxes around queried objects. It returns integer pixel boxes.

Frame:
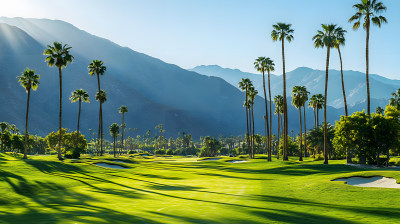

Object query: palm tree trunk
[245,90,250,157]
[366,20,370,115]
[23,88,31,159]
[113,136,116,157]
[338,46,348,116]
[248,104,252,158]
[268,71,273,161]
[100,102,103,156]
[317,108,319,127]
[252,104,255,159]
[262,71,270,161]
[323,46,331,165]
[121,113,125,156]
[282,39,288,161]
[313,108,316,128]
[277,112,280,159]
[77,99,81,148]
[98,111,101,156]
[298,107,303,161]
[97,73,101,156]
[303,106,307,157]
[58,67,63,160]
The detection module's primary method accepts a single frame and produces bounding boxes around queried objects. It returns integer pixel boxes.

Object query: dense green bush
[154,149,166,155]
[64,147,84,159]
[166,149,173,155]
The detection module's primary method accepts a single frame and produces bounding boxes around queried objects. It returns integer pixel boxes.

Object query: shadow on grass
[24,159,84,173]
[250,195,400,221]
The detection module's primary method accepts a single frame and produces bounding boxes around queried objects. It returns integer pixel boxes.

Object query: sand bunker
[227,160,248,163]
[201,158,221,161]
[334,176,400,188]
[94,163,129,169]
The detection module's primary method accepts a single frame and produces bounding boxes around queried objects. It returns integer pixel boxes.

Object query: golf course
[1,153,399,223]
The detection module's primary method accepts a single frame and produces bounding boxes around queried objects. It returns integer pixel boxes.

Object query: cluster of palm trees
[240,0,387,163]
[238,78,258,159]
[17,41,132,159]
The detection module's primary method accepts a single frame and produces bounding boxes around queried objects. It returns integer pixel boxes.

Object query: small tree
[110,123,120,157]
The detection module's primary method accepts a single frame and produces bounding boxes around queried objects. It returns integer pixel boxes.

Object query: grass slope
[0,153,400,223]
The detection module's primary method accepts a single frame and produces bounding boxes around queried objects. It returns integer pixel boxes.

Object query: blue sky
[1,0,399,79]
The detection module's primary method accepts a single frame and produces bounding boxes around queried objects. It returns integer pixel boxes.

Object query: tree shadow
[24,159,84,174]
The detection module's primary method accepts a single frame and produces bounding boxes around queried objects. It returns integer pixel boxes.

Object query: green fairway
[0,153,399,223]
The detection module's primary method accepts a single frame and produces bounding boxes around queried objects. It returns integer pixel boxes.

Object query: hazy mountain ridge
[190,65,396,110]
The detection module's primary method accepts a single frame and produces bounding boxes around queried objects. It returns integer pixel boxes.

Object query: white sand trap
[334,176,400,188]
[227,160,248,163]
[94,163,129,169]
[201,158,221,161]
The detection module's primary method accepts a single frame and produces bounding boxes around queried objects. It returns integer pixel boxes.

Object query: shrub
[64,147,84,159]
[166,149,173,155]
[154,149,166,155]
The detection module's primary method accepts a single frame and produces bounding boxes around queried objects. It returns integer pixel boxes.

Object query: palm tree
[17,68,40,159]
[43,42,74,160]
[109,123,120,158]
[389,88,400,110]
[334,27,348,116]
[349,0,387,115]
[254,57,270,161]
[315,94,325,126]
[70,89,89,146]
[119,105,128,155]
[248,86,258,159]
[309,95,318,128]
[313,24,340,165]
[95,90,107,156]
[274,95,284,159]
[88,60,107,155]
[292,86,304,161]
[376,106,384,115]
[239,78,252,153]
[271,23,294,161]
[265,58,275,160]
[301,87,310,157]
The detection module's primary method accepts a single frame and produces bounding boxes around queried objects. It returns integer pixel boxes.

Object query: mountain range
[190,65,396,111]
[0,17,394,140]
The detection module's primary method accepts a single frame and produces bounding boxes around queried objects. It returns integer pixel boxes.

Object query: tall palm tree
[248,86,258,159]
[349,0,387,115]
[334,27,348,116]
[44,42,74,160]
[315,94,325,126]
[109,123,120,158]
[119,105,129,155]
[274,95,283,159]
[17,68,40,159]
[70,89,90,146]
[301,87,310,157]
[254,57,270,161]
[309,95,318,128]
[265,58,275,160]
[271,23,294,161]
[239,78,252,153]
[95,90,107,156]
[313,24,340,165]
[88,60,107,155]
[292,86,304,161]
